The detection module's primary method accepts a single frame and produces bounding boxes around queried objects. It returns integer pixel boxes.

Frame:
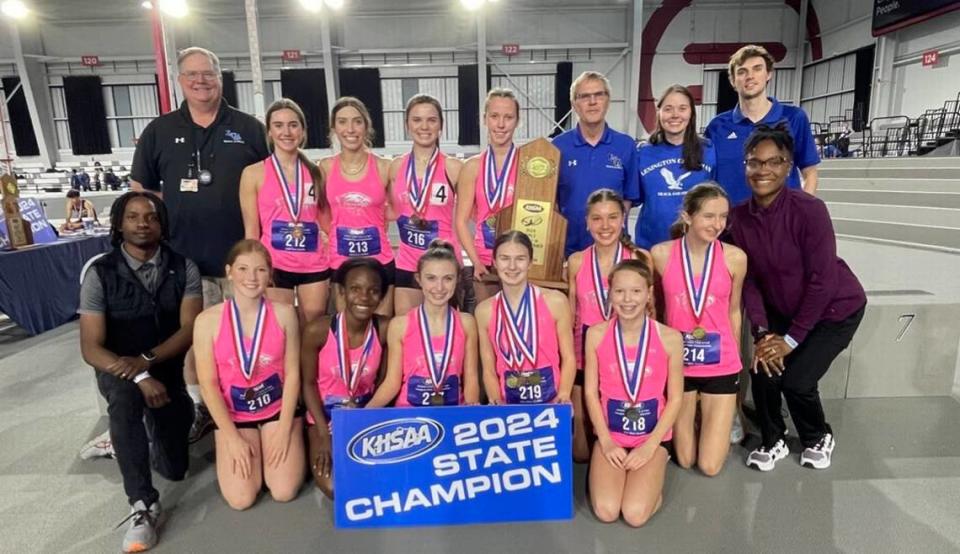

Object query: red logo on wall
[282,50,302,62]
[80,56,101,67]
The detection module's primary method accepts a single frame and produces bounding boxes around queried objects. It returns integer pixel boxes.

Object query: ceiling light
[300,0,323,12]
[324,0,344,9]
[158,0,188,18]
[461,0,484,10]
[141,1,152,8]
[1,0,29,19]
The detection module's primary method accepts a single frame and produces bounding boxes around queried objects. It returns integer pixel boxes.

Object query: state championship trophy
[1,174,33,249]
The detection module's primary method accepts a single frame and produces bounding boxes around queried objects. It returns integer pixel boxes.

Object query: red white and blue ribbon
[334,313,376,395]
[681,238,716,321]
[591,244,626,320]
[495,285,538,370]
[483,144,516,213]
[270,153,304,222]
[418,305,455,391]
[230,298,267,380]
[614,315,650,405]
[406,148,440,216]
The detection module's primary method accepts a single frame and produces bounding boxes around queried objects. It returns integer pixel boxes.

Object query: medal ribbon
[591,244,626,320]
[483,144,516,213]
[406,148,440,217]
[681,238,716,321]
[614,316,650,406]
[230,298,267,380]
[270,153,304,222]
[334,313,376,395]
[496,285,538,370]
[418,305,455,392]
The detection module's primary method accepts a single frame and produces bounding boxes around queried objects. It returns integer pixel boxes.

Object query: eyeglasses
[745,156,789,171]
[181,71,219,82]
[575,91,609,102]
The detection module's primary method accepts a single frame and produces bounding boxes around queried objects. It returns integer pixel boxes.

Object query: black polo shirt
[131,99,268,277]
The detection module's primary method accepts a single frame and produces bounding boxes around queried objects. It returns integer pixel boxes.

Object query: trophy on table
[1,174,33,249]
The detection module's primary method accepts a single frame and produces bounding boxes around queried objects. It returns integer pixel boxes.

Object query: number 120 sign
[80,56,101,67]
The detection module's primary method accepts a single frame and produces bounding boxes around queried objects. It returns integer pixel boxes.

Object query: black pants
[96,370,194,506]
[753,305,865,449]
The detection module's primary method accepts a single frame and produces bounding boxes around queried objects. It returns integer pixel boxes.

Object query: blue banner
[333,404,573,529]
[0,197,58,249]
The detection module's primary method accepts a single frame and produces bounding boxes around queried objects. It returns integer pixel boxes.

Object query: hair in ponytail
[417,239,461,309]
[668,182,730,239]
[265,98,327,211]
[586,188,647,260]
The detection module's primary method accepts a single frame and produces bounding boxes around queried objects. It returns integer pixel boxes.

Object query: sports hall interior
[2,0,960,551]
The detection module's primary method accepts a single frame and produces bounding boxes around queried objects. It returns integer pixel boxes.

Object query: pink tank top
[213,299,286,423]
[311,314,382,424]
[486,286,562,404]
[257,155,329,273]
[596,317,672,449]
[396,307,467,407]
[473,147,517,267]
[573,244,631,368]
[325,153,394,269]
[392,151,460,272]
[661,239,741,378]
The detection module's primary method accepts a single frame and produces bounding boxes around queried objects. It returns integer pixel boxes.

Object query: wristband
[133,371,152,384]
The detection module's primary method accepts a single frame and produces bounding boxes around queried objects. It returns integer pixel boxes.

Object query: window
[49,87,71,151]
[103,84,159,150]
[381,77,459,144]
[490,74,557,141]
[236,81,282,115]
[800,53,856,128]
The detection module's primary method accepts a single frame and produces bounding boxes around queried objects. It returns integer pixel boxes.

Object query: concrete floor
[3,239,960,553]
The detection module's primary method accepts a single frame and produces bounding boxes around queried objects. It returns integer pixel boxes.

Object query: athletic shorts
[221,406,304,430]
[683,372,741,395]
[272,267,331,290]
[332,260,395,287]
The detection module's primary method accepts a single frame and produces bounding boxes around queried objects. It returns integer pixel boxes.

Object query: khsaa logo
[347,418,444,465]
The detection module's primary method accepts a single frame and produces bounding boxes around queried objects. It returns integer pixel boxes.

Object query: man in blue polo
[705,44,819,205]
[553,71,639,256]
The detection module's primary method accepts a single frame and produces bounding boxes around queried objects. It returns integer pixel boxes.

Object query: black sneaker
[188,404,214,444]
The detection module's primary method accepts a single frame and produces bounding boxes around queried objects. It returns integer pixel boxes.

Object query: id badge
[504,367,557,404]
[398,215,439,250]
[180,178,199,193]
[406,375,460,406]
[336,226,382,257]
[230,373,283,414]
[606,398,658,436]
[682,332,721,365]
[271,220,319,253]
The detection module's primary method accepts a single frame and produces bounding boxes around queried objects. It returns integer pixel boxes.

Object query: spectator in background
[71,169,82,191]
[61,189,99,232]
[105,168,122,191]
[130,46,269,442]
[94,167,104,191]
[78,168,91,192]
[705,45,820,204]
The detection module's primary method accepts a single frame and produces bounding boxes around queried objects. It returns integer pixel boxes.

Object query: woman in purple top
[730,123,866,473]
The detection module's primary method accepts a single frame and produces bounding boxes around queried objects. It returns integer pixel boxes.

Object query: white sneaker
[79,430,115,460]
[119,500,160,553]
[745,439,789,472]
[800,433,835,469]
[730,415,745,444]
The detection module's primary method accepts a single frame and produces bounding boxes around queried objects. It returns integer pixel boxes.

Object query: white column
[626,0,644,137]
[8,21,56,167]
[477,11,488,148]
[244,0,266,119]
[792,0,809,106]
[320,13,340,116]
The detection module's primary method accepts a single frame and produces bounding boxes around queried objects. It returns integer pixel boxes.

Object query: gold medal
[625,406,640,421]
[692,326,706,340]
[506,375,520,389]
[527,372,542,386]
[243,388,256,401]
[485,215,497,228]
[430,393,445,406]
[292,225,304,239]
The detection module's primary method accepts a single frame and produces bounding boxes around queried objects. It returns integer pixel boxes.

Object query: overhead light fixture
[1,0,29,19]
[324,0,344,10]
[158,0,188,18]
[461,0,484,10]
[300,0,323,12]
[141,1,152,9]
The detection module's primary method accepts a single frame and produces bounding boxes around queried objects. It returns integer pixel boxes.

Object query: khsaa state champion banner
[332,404,573,528]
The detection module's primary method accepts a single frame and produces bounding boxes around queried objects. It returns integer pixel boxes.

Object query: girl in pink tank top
[194,239,305,510]
[240,99,330,323]
[370,241,480,408]
[567,189,651,462]
[476,231,576,405]
[454,89,522,306]
[389,94,463,317]
[651,182,747,477]
[300,257,390,499]
[583,259,683,527]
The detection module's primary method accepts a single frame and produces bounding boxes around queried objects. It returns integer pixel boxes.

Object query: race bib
[682,331,721,365]
[504,367,557,404]
[606,398,658,436]
[230,373,283,414]
[322,392,373,420]
[406,375,460,406]
[482,217,497,249]
[270,220,319,253]
[398,215,439,250]
[336,226,382,257]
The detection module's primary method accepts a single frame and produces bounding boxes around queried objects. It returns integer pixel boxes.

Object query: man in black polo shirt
[131,46,269,439]
[79,192,203,553]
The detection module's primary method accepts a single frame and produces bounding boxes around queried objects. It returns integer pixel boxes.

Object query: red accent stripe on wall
[682,42,787,65]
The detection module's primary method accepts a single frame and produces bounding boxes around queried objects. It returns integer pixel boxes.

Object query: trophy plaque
[1,174,33,249]
[493,137,567,289]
